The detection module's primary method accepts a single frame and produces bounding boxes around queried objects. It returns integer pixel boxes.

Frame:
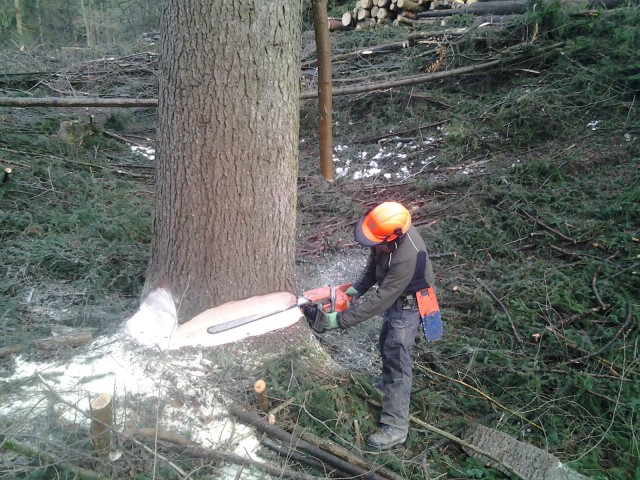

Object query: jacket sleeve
[352,249,377,295]
[339,253,416,328]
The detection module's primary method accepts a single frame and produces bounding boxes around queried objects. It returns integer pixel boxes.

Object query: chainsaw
[206,284,354,335]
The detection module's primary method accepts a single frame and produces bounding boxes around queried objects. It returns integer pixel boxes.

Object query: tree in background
[145,0,302,322]
[0,0,162,46]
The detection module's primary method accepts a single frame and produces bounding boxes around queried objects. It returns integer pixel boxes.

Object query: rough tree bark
[146,0,301,322]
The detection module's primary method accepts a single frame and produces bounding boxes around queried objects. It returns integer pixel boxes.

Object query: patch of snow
[131,145,155,160]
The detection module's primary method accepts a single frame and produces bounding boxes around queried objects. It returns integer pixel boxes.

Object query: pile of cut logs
[340,0,478,29]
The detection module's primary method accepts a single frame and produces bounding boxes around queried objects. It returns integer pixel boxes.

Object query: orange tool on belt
[415,286,443,342]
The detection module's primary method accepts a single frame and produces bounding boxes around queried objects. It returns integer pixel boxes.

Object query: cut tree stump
[89,393,113,456]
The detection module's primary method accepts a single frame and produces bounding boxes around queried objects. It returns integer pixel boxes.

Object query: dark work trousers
[378,298,421,431]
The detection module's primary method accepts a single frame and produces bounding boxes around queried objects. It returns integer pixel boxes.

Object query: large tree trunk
[147,0,301,322]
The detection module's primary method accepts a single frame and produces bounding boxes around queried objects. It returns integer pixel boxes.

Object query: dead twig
[229,404,389,480]
[415,365,541,431]
[365,397,528,480]
[544,325,622,377]
[474,277,524,345]
[568,303,634,365]
[414,195,469,224]
[177,442,329,480]
[36,375,188,478]
[519,209,576,244]
[591,268,609,312]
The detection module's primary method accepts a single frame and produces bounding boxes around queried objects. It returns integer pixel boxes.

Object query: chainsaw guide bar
[206,284,353,335]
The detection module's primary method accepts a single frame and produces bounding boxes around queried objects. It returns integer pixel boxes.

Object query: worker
[302,201,435,451]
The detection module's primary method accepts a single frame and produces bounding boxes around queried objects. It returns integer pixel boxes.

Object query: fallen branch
[0,44,564,108]
[519,209,576,244]
[544,325,621,377]
[474,277,524,345]
[293,428,407,480]
[37,375,188,478]
[415,365,541,432]
[260,436,346,477]
[365,397,527,480]
[353,120,447,144]
[229,404,387,480]
[417,0,632,18]
[134,428,197,447]
[567,303,634,365]
[33,328,94,350]
[0,436,103,480]
[590,268,609,312]
[0,328,94,358]
[177,443,328,480]
[0,97,158,107]
[425,251,456,259]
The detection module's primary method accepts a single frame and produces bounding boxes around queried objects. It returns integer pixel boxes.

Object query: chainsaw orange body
[300,284,353,313]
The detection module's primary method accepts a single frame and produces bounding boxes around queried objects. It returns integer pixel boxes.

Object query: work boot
[366,425,408,450]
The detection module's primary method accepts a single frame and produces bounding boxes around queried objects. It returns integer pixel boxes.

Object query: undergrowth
[0,113,152,336]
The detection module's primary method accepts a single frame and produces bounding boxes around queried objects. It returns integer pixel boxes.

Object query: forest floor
[1,3,639,480]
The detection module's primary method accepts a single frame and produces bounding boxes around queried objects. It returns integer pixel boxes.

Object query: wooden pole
[89,393,112,455]
[312,0,334,182]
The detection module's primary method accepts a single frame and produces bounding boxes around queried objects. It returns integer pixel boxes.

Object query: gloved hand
[302,304,341,333]
[346,286,360,301]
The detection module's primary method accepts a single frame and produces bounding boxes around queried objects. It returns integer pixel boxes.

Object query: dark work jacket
[339,226,435,328]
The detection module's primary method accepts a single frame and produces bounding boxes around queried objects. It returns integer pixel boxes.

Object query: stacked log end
[340,0,478,29]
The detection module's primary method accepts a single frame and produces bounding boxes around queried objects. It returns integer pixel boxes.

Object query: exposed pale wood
[89,393,112,455]
[329,16,352,30]
[376,7,389,19]
[254,379,270,412]
[355,18,377,29]
[397,0,423,12]
[357,7,371,20]
[340,11,353,26]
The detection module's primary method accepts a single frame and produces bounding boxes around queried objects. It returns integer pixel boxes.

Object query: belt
[399,294,417,310]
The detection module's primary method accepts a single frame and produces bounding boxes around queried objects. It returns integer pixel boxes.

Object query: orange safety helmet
[354,202,412,247]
